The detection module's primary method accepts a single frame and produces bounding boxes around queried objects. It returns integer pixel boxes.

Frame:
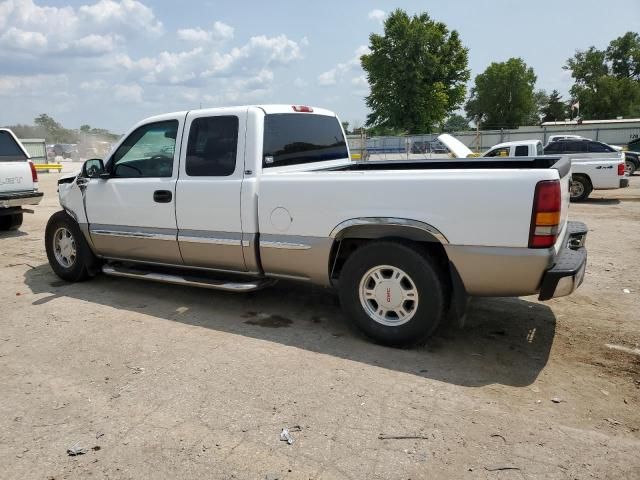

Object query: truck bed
[322,156,568,172]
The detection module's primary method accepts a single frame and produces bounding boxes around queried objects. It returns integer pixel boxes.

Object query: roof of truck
[490,140,542,149]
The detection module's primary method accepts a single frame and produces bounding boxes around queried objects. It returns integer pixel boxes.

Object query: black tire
[625,159,638,176]
[338,241,448,347]
[0,213,23,231]
[570,175,592,202]
[45,210,97,282]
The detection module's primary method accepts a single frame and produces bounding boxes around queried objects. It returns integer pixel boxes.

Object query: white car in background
[438,135,628,201]
[0,129,43,230]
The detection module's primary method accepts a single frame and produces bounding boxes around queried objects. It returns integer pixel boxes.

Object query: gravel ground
[1,171,639,479]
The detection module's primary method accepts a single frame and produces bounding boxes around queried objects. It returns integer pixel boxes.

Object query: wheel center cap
[375,281,403,308]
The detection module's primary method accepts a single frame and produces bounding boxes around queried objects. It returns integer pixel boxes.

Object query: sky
[0,0,639,132]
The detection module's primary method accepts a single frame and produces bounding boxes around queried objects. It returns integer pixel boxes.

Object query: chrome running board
[102,264,275,292]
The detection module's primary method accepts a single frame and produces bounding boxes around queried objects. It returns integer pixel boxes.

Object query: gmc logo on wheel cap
[386,287,391,303]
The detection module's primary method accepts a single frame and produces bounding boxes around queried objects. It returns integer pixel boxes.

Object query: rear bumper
[0,191,44,208]
[620,178,629,188]
[538,221,588,300]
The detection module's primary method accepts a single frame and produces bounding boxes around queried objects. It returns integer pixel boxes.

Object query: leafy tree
[606,31,640,80]
[341,121,350,135]
[80,124,91,133]
[34,113,78,143]
[528,89,550,125]
[565,32,640,119]
[541,90,569,122]
[465,58,537,129]
[361,9,470,134]
[441,113,469,132]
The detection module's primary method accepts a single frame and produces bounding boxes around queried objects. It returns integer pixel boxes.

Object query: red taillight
[618,162,625,176]
[292,105,313,113]
[529,180,561,249]
[29,160,38,183]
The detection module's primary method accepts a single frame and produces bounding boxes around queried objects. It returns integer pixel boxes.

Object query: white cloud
[293,77,308,88]
[79,0,163,35]
[368,9,386,23]
[318,70,337,86]
[0,0,161,60]
[177,28,211,43]
[317,45,369,87]
[177,21,234,43]
[351,75,368,88]
[114,83,143,103]
[0,27,48,50]
[212,21,234,40]
[0,74,68,96]
[79,79,107,90]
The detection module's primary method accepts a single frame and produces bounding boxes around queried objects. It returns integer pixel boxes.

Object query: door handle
[153,190,172,203]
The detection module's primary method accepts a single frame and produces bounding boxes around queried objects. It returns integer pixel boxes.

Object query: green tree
[80,124,91,133]
[565,32,640,119]
[606,31,640,80]
[465,58,537,129]
[441,113,469,132]
[341,121,350,135]
[541,90,569,122]
[361,9,470,134]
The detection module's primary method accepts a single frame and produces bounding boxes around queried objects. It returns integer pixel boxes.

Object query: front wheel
[625,159,637,176]
[45,211,97,282]
[570,175,592,202]
[338,241,447,347]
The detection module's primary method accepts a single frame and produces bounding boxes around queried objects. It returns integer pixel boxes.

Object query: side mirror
[82,158,106,179]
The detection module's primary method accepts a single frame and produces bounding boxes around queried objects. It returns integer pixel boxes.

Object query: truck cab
[483,140,544,158]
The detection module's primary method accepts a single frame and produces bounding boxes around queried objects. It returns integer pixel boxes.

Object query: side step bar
[102,264,275,292]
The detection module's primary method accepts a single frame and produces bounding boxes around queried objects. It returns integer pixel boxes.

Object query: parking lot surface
[1,172,639,479]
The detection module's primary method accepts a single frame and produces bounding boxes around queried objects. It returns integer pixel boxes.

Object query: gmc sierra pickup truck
[0,129,43,230]
[46,105,588,346]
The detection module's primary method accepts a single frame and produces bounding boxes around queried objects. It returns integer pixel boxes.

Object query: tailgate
[0,130,34,193]
[0,162,35,193]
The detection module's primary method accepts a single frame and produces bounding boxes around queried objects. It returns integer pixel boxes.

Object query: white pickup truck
[440,135,628,201]
[46,105,588,346]
[0,129,43,230]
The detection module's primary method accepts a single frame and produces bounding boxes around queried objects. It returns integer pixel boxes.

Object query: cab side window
[485,147,510,157]
[185,116,239,177]
[111,121,178,178]
[544,142,562,153]
[588,141,613,153]
[514,145,529,156]
[564,141,587,153]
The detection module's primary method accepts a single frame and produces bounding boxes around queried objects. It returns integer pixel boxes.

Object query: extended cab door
[175,108,247,271]
[84,114,185,264]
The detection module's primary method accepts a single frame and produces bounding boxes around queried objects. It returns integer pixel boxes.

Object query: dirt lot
[1,172,639,479]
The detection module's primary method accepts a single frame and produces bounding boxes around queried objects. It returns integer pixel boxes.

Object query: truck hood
[437,134,473,158]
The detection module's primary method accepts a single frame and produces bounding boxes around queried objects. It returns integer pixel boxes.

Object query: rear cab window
[263,114,348,168]
[514,145,529,156]
[0,131,28,162]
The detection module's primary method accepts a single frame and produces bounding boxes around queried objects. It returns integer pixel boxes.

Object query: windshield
[263,114,348,168]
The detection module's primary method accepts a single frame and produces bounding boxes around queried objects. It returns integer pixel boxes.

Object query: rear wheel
[338,241,447,347]
[0,213,23,231]
[625,159,637,176]
[45,211,98,282]
[570,175,592,202]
